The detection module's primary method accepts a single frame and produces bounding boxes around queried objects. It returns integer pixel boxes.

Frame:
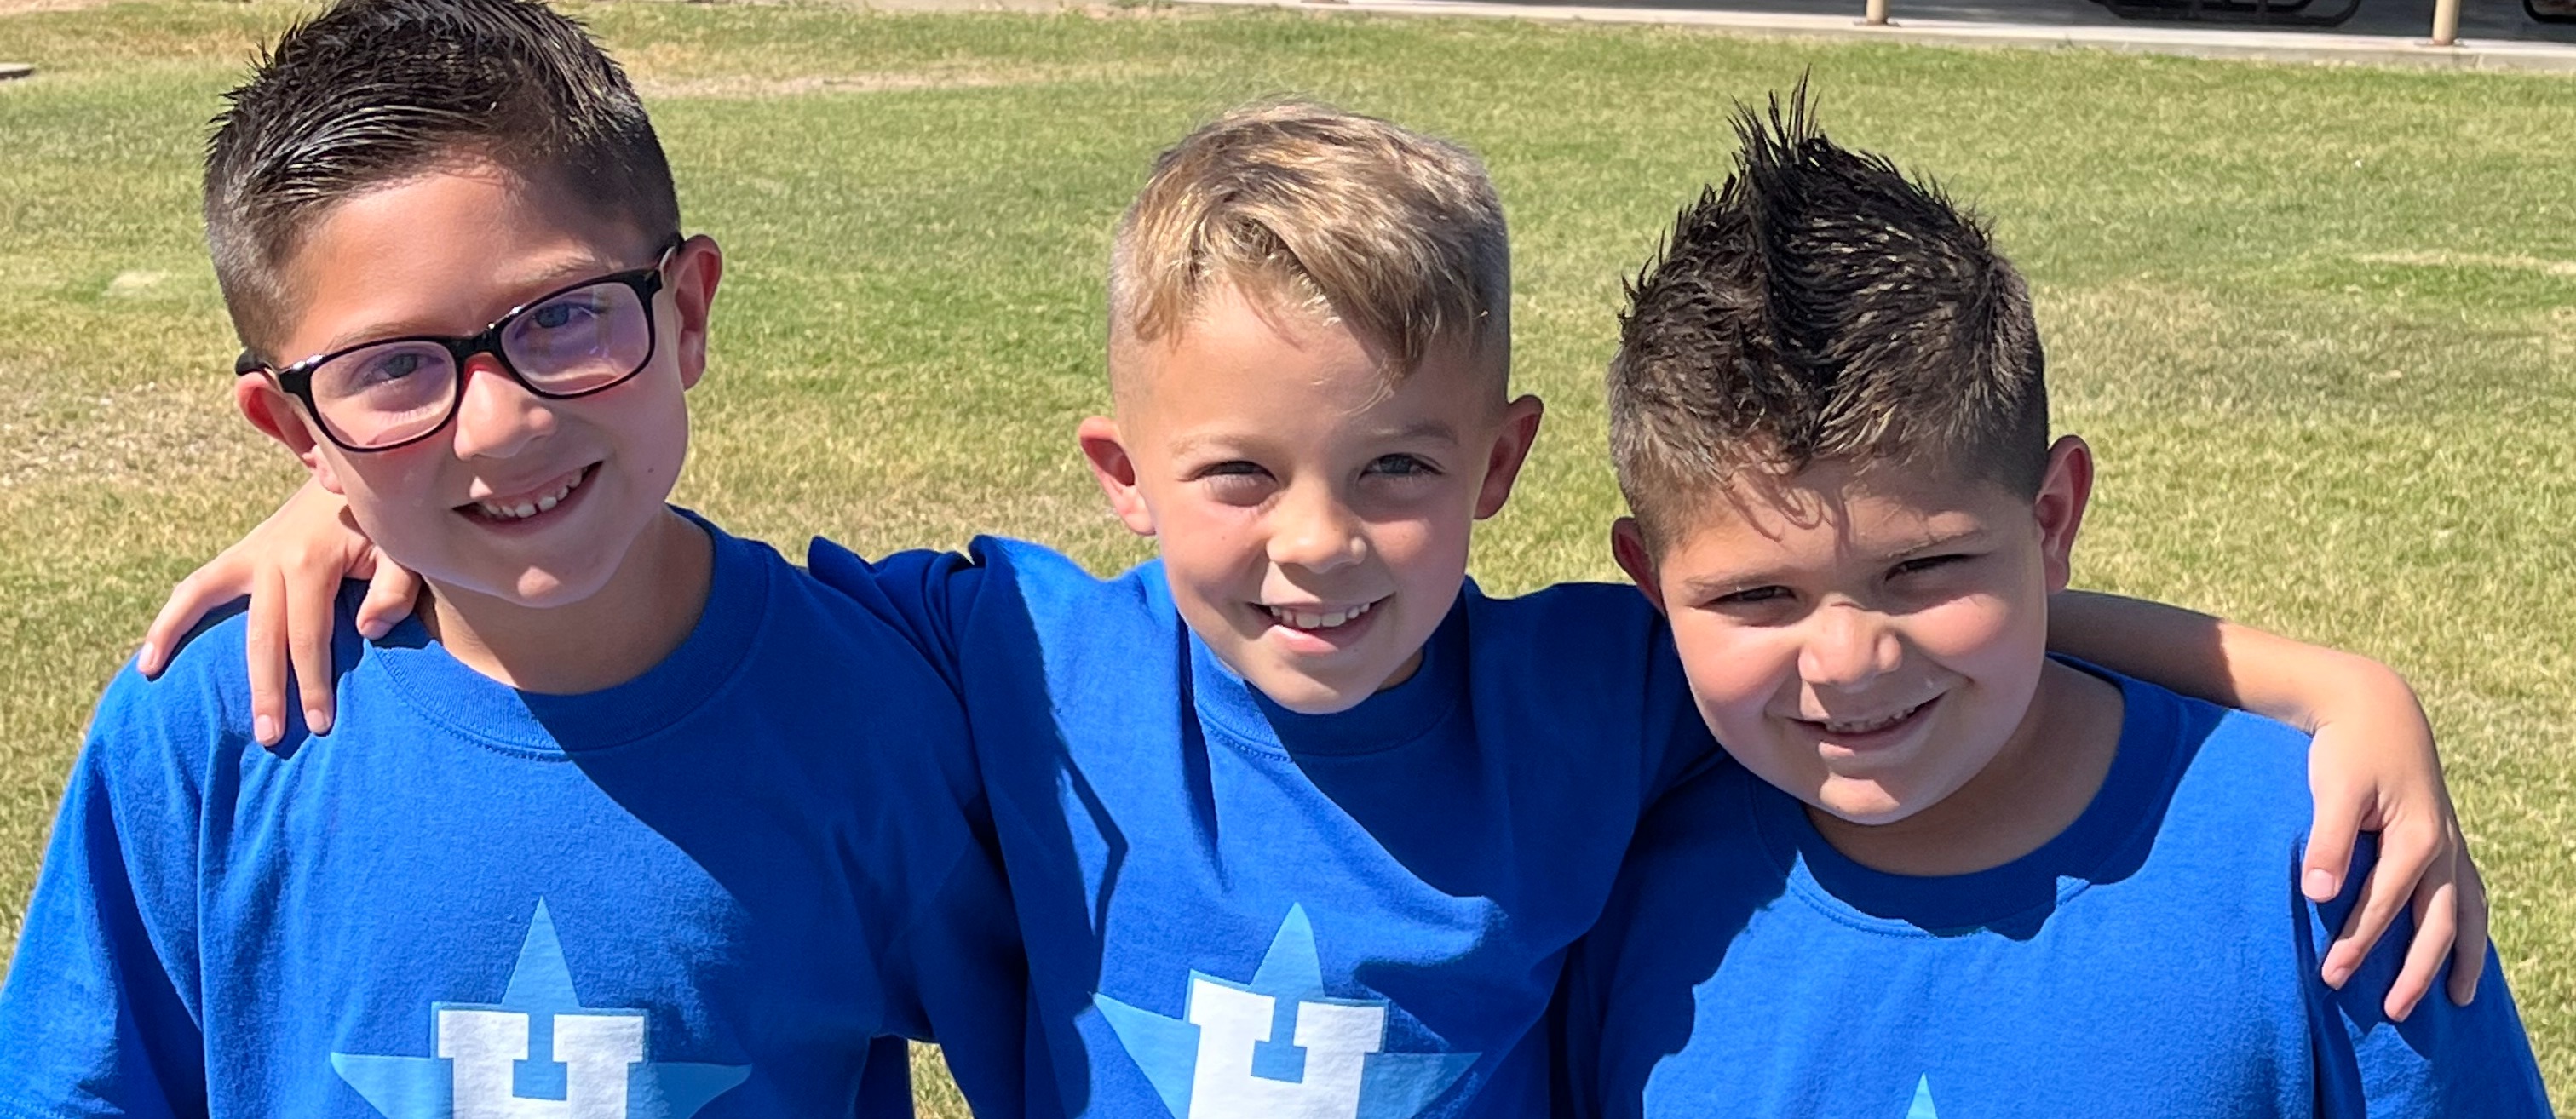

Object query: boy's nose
[1798,603,1901,691]
[1266,484,1367,573]
[450,353,558,460]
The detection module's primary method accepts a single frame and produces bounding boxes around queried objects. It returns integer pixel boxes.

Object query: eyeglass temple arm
[233,350,266,377]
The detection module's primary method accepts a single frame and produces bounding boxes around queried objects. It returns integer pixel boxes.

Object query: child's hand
[2044,592,2491,1021]
[138,478,417,746]
[2302,663,2488,1021]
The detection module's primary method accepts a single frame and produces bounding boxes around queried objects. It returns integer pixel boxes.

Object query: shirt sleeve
[803,541,1039,1115]
[877,825,1035,1119]
[804,538,988,694]
[0,667,214,1118]
[2304,835,2554,1118]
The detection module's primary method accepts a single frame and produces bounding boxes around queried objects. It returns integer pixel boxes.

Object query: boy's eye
[1364,453,1440,479]
[1195,461,1276,502]
[365,351,425,382]
[345,346,441,390]
[1709,586,1791,608]
[1891,554,1971,577]
[527,298,598,331]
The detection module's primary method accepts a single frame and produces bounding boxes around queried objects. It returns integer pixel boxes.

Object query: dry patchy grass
[1,2,2569,1109]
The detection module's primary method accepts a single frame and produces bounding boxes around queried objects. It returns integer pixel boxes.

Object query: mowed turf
[2,1,2570,1110]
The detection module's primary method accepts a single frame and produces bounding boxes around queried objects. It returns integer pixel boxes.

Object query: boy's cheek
[329,451,456,548]
[1669,622,1784,734]
[1909,587,2046,669]
[1382,519,1470,590]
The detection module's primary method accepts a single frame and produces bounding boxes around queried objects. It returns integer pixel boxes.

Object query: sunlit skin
[236,162,724,693]
[1613,439,2129,875]
[1079,283,1544,714]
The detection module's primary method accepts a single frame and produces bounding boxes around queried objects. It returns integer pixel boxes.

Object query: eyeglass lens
[308,279,655,450]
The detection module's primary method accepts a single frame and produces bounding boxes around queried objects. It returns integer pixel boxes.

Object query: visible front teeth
[475,471,584,521]
[1822,700,1926,736]
[1265,600,1374,631]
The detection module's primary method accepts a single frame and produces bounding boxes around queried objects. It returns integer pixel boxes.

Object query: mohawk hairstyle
[1607,84,2047,547]
[1107,100,1510,396]
[204,0,678,355]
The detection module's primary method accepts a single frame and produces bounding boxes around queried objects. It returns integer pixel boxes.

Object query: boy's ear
[1471,394,1546,519]
[667,233,723,390]
[1610,516,1669,614]
[234,375,346,495]
[1077,415,1157,538]
[2033,434,2095,594]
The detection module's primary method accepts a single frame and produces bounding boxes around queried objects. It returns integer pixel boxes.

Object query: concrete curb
[1176,0,2576,72]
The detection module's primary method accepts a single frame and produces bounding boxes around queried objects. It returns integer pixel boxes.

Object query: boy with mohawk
[1556,96,2549,1116]
[149,99,2486,1118]
[0,0,1028,1113]
[808,101,2479,1117]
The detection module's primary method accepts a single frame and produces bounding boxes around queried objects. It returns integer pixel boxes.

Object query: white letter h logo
[438,1007,646,1119]
[1182,977,1383,1119]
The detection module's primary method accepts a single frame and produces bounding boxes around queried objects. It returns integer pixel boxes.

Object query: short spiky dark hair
[204,0,679,353]
[1607,87,2047,548]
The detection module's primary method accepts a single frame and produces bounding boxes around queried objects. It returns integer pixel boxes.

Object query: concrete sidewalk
[1178,0,2576,71]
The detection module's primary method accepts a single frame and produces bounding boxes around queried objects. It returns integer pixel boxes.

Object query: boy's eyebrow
[304,253,635,357]
[1678,569,1785,600]
[1383,419,1462,444]
[309,316,469,357]
[1162,420,1462,459]
[1886,523,1994,559]
[1164,432,1251,460]
[1674,523,1998,600]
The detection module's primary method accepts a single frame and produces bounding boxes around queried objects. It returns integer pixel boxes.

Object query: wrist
[2297,652,2415,737]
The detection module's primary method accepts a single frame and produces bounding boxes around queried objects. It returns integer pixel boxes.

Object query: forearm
[2046,589,2407,733]
[2049,590,2478,1014]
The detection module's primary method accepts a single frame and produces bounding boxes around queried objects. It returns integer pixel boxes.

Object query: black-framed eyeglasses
[237,238,682,453]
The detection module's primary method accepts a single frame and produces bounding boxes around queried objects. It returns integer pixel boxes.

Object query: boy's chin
[499,568,615,609]
[417,559,618,613]
[1237,663,1379,715]
[1802,778,1932,828]
[1221,644,1427,715]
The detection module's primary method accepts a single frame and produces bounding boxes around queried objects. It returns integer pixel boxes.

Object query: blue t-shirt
[813,536,1716,1119]
[0,518,1027,1118]
[1555,667,2552,1119]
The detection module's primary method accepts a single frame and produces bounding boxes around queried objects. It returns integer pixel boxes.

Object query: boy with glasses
[0,0,1026,1113]
[137,100,2485,1118]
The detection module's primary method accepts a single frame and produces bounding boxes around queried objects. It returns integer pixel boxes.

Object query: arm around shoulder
[804,537,1011,690]
[2050,590,2485,1014]
[2305,839,2553,1117]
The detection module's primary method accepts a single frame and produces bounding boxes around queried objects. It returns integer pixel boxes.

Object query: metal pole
[2431,0,2460,43]
[1866,0,1889,23]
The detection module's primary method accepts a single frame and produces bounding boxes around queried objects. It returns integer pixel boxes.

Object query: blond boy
[147,100,2480,1119]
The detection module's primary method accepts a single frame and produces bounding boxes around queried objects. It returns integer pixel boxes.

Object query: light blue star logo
[331,899,751,1118]
[1907,1075,1938,1118]
[1093,904,1478,1119]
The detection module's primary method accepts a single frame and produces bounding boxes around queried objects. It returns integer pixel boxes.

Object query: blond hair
[1108,100,1509,391]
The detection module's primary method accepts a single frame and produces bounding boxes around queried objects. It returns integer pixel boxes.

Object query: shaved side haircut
[1608,86,2048,548]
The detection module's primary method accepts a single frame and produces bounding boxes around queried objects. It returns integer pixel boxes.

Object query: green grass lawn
[3,0,2570,1110]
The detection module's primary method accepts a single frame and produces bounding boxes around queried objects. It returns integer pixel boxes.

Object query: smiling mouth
[1261,598,1381,633]
[459,463,596,524]
[1800,694,1938,737]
